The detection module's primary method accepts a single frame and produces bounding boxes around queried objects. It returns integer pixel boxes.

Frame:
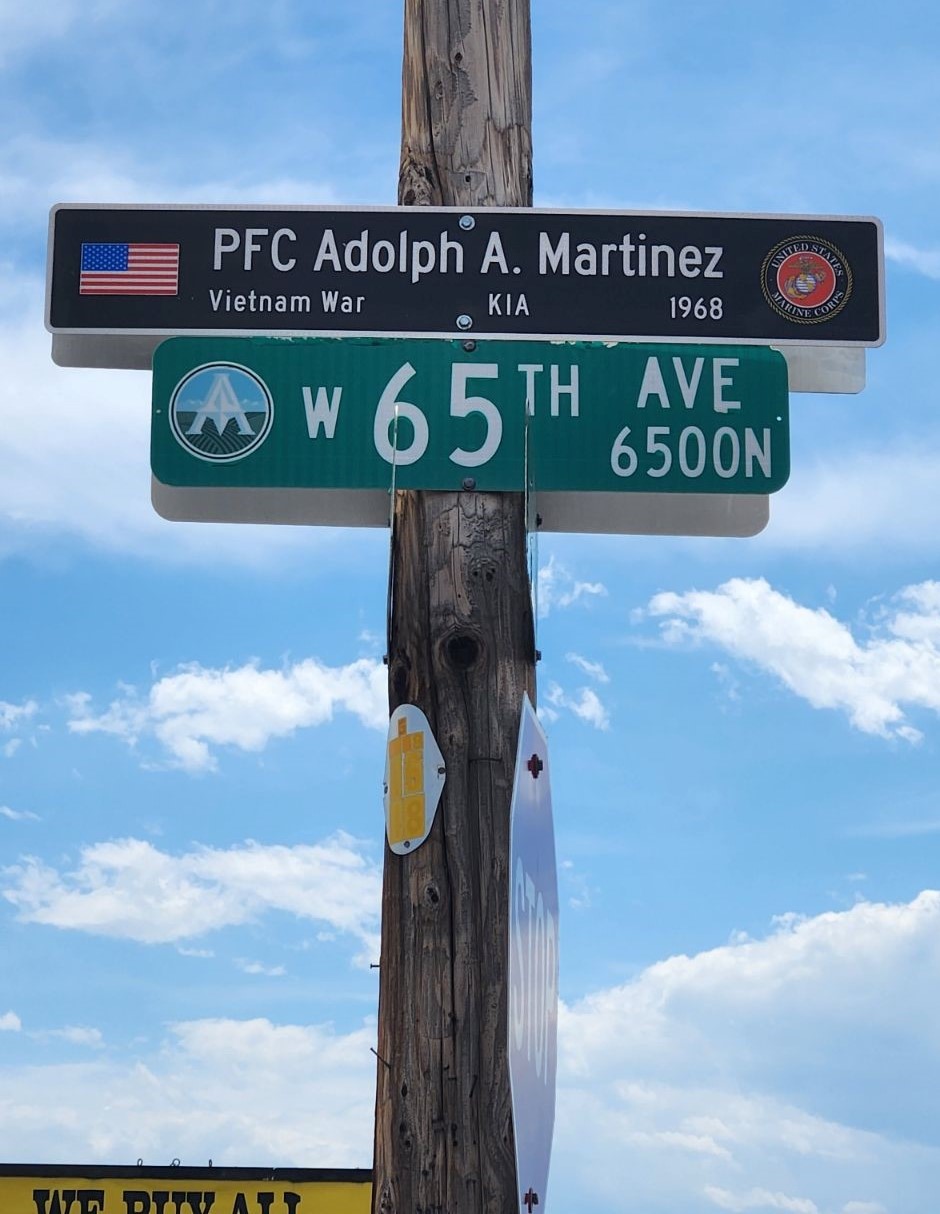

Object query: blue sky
[1,2,939,1212]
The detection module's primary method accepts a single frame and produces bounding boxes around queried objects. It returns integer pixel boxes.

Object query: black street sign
[47,204,884,368]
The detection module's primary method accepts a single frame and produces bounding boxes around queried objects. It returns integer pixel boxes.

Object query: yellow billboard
[0,1168,371,1214]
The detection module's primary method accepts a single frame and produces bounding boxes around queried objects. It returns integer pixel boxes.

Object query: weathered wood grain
[372,5,534,1213]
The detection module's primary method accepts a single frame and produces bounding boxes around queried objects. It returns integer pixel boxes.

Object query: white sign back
[508,694,558,1214]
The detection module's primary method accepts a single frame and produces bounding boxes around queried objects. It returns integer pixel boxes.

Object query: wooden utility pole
[372,3,535,1213]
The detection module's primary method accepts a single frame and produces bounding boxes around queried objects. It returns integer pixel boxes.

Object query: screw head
[459,214,475,230]
[456,314,473,331]
[526,753,544,778]
[462,339,476,352]
[462,477,476,491]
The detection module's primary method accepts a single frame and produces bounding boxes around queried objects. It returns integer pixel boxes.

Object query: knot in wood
[470,558,498,585]
[390,658,411,705]
[446,632,479,670]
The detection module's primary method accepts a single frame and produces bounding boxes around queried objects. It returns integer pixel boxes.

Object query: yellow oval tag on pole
[383,704,446,855]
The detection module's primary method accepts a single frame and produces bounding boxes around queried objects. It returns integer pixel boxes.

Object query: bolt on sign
[151,336,789,499]
[47,204,883,370]
[0,1166,371,1214]
[383,704,446,855]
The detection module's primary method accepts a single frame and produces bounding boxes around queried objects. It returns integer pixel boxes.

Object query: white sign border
[46,202,885,350]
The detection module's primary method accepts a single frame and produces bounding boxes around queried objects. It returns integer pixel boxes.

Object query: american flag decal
[79,242,180,296]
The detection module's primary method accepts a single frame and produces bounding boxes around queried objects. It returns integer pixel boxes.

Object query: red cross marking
[526,753,543,778]
[523,1190,539,1212]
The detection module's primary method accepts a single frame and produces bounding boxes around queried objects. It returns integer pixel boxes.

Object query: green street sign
[151,337,789,495]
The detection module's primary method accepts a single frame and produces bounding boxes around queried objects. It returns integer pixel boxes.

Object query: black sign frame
[47,204,884,361]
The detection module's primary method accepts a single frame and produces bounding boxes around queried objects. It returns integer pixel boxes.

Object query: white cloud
[705,1187,819,1214]
[0,894,938,1207]
[884,237,940,280]
[644,577,940,740]
[0,1,123,62]
[552,891,940,1213]
[562,891,940,1082]
[2,833,381,962]
[850,818,940,839]
[710,661,742,703]
[0,134,342,232]
[0,1014,375,1165]
[0,1011,21,1031]
[889,580,940,643]
[537,555,607,618]
[66,655,387,771]
[236,959,287,978]
[545,682,610,730]
[0,805,40,822]
[565,652,610,683]
[0,699,37,730]
[559,859,595,912]
[34,1026,105,1049]
[0,279,353,569]
[765,448,940,556]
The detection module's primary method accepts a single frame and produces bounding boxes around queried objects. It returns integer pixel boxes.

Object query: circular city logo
[168,362,274,462]
[760,236,853,324]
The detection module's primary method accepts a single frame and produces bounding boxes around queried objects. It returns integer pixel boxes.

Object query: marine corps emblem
[761,236,853,324]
